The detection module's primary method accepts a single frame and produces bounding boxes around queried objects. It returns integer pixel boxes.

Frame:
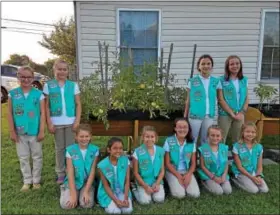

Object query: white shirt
[187,75,222,114]
[8,92,45,101]
[212,151,220,168]
[132,145,156,163]
[112,159,131,194]
[163,136,196,172]
[230,78,248,109]
[43,82,80,125]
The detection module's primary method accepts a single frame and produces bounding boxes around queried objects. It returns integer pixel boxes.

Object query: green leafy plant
[253,84,278,111]
[79,42,187,129]
[79,72,110,129]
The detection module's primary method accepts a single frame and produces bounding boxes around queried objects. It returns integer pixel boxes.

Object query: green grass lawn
[1,103,280,214]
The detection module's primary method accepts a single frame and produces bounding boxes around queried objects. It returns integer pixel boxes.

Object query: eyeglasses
[18,76,33,80]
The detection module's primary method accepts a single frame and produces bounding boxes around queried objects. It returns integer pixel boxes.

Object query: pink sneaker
[56,176,65,184]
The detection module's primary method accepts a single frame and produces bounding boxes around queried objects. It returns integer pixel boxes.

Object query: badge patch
[49,83,57,88]
[222,81,230,86]
[28,111,35,118]
[16,126,25,135]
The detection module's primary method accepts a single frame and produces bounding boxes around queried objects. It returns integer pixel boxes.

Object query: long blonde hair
[239,122,258,144]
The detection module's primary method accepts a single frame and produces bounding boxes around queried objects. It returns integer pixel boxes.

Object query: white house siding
[76,1,279,104]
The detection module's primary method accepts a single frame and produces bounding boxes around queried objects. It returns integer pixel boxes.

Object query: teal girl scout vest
[47,79,76,117]
[218,76,248,116]
[10,87,42,136]
[97,156,132,208]
[135,144,165,186]
[231,142,264,177]
[63,143,99,190]
[197,143,229,180]
[189,75,220,119]
[166,135,194,171]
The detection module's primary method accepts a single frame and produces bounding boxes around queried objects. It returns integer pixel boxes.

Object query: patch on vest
[240,147,247,154]
[203,151,211,158]
[222,81,230,86]
[194,91,202,101]
[138,148,146,156]
[139,159,149,170]
[13,92,23,100]
[185,152,192,159]
[15,104,24,116]
[48,82,58,88]
[16,126,25,135]
[105,167,114,178]
[33,97,39,106]
[90,152,95,159]
[192,80,201,87]
[168,139,177,151]
[72,154,79,160]
[28,111,35,118]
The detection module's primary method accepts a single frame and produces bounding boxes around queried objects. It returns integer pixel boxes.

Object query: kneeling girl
[97,137,133,214]
[132,126,165,204]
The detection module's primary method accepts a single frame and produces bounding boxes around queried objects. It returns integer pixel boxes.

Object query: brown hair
[141,125,158,142]
[207,125,223,137]
[197,54,214,72]
[239,122,258,144]
[75,124,92,136]
[18,66,35,76]
[224,55,244,81]
[53,58,68,70]
[173,118,194,143]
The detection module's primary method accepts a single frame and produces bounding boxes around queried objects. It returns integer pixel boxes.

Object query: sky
[1,2,74,64]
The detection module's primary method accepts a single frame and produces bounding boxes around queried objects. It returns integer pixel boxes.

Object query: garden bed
[249,104,280,118]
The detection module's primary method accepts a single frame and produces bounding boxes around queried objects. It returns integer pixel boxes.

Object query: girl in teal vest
[60,124,99,209]
[97,137,133,214]
[132,126,165,205]
[8,66,45,192]
[231,122,269,193]
[164,118,200,198]
[184,54,222,146]
[43,59,82,184]
[197,125,232,195]
[218,55,249,144]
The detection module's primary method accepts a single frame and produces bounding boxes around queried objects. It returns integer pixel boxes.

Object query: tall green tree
[4,54,51,76]
[38,17,76,65]
[4,54,36,67]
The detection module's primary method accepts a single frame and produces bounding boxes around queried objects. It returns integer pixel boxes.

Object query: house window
[259,10,279,80]
[118,10,160,69]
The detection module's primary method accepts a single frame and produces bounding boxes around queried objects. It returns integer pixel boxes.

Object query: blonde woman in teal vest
[132,126,165,204]
[184,54,222,146]
[97,137,133,214]
[218,55,249,143]
[164,118,200,198]
[231,122,269,193]
[60,124,99,209]
[43,59,81,184]
[7,66,45,192]
[197,125,232,195]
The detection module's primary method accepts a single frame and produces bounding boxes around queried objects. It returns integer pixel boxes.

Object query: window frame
[116,8,162,66]
[257,8,279,82]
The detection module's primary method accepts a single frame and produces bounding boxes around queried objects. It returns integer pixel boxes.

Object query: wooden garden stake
[164,43,173,104]
[98,41,105,95]
[159,47,164,85]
